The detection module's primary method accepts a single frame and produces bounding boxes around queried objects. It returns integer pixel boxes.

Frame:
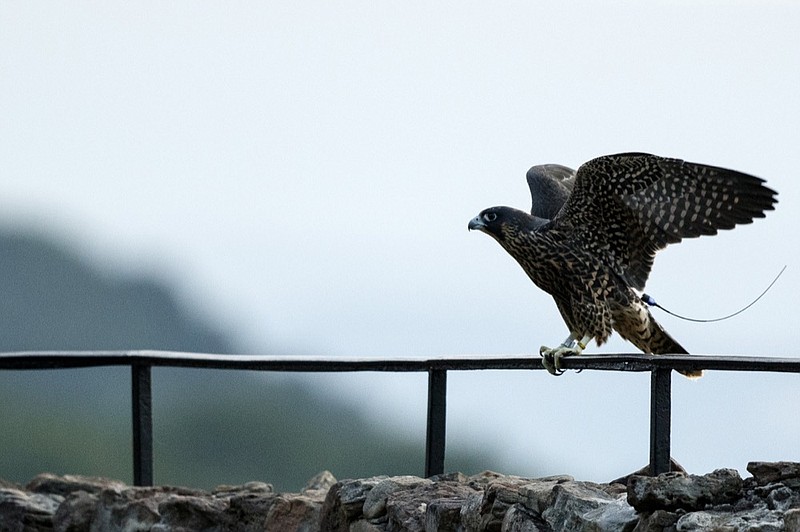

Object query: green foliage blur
[0,230,492,491]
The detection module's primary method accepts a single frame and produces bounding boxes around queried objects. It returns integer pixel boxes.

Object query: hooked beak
[468,215,485,231]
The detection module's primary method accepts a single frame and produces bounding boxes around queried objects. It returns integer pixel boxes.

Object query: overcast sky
[1,2,798,481]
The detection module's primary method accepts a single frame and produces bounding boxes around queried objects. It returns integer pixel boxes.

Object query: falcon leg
[539,334,592,376]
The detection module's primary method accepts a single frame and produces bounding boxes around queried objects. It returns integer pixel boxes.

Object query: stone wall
[1,462,799,531]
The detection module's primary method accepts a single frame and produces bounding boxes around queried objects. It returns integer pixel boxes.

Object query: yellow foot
[539,345,581,376]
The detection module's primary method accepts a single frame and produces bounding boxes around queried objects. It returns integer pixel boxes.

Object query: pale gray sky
[1,2,798,480]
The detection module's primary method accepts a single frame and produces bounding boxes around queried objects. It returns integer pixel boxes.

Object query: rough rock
[27,473,127,497]
[322,474,481,532]
[425,497,465,531]
[302,470,338,494]
[1,463,800,531]
[748,461,800,487]
[459,491,485,531]
[363,476,431,519]
[675,508,785,531]
[320,476,386,531]
[629,465,800,532]
[0,487,62,532]
[610,458,687,486]
[627,468,743,512]
[213,480,274,496]
[631,509,678,532]
[261,472,336,532]
[785,508,800,532]
[90,486,187,530]
[384,480,478,531]
[501,503,548,532]
[155,494,231,530]
[0,479,20,491]
[477,474,541,530]
[520,475,574,513]
[219,481,277,529]
[263,493,322,532]
[53,491,95,532]
[543,480,638,531]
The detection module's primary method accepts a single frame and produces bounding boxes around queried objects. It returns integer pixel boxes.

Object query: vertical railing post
[132,363,154,486]
[649,367,672,476]
[425,368,447,478]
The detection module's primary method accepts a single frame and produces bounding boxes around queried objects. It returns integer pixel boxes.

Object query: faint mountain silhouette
[0,229,493,490]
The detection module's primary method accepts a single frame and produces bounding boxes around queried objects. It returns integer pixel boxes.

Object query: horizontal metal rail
[2,351,800,372]
[1,351,798,486]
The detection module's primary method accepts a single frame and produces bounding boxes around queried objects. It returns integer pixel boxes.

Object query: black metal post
[425,368,447,477]
[132,364,154,486]
[649,367,672,476]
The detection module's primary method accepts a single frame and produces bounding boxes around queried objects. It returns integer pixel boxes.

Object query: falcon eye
[484,212,497,222]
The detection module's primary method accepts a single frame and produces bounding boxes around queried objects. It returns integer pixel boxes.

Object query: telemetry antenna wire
[642,265,787,323]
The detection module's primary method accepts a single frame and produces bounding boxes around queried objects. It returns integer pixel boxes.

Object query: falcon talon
[540,345,580,375]
[540,352,563,376]
[470,153,777,380]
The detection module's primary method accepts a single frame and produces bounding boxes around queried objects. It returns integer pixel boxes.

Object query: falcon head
[468,207,549,243]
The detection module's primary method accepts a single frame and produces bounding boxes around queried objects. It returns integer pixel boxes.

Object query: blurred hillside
[0,229,492,491]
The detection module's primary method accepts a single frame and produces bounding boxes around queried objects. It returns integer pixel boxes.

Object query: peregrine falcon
[468,153,777,377]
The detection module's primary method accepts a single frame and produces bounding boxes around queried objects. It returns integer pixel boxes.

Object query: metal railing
[1,351,799,486]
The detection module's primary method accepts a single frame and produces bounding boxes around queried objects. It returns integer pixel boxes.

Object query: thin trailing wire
[642,265,787,323]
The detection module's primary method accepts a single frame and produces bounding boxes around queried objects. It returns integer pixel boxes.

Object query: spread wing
[552,152,778,289]
[527,164,576,220]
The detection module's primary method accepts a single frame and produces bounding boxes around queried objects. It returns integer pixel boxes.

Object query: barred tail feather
[648,320,703,379]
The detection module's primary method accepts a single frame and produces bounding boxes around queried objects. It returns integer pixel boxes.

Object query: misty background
[1,2,798,491]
